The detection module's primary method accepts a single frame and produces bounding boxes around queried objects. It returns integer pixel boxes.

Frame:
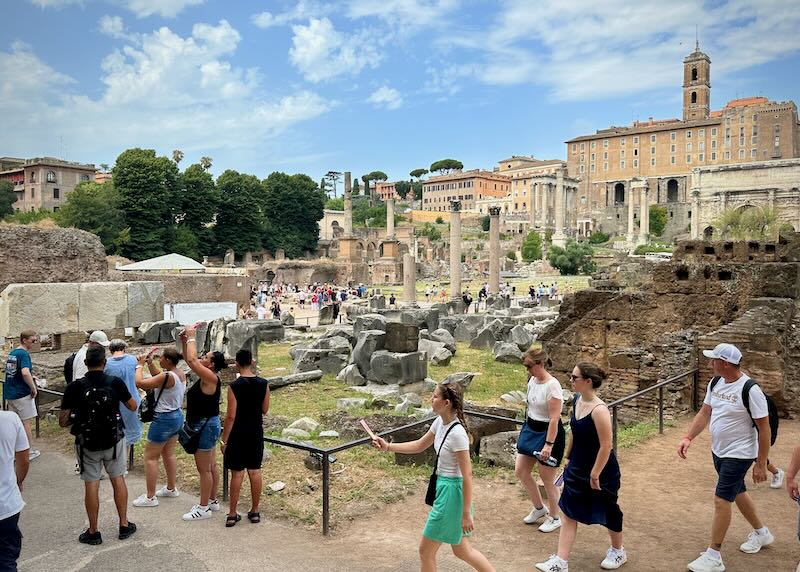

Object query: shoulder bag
[425,422,461,506]
[139,372,170,423]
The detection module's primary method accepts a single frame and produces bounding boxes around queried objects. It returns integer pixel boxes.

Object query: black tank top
[186,374,221,423]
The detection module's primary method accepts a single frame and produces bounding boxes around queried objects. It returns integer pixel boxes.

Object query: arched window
[691,67,698,81]
[46,170,56,183]
[691,91,697,104]
[667,179,679,202]
[614,183,625,205]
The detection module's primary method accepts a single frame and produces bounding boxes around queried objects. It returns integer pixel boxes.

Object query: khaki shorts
[7,395,37,421]
[76,439,127,482]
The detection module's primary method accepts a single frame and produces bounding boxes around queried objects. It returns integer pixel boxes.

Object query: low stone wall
[108,271,250,305]
[0,281,163,339]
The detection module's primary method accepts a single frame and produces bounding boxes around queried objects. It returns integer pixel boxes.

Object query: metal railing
[607,368,699,450]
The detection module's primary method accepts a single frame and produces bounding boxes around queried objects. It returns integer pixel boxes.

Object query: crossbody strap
[152,371,172,409]
[432,422,461,476]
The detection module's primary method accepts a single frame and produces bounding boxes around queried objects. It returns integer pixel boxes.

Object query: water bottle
[533,450,558,467]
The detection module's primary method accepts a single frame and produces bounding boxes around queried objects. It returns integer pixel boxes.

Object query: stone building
[421,169,510,212]
[565,44,800,241]
[0,156,97,213]
[373,181,402,201]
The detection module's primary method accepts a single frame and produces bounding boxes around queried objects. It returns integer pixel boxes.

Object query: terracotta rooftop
[724,96,769,109]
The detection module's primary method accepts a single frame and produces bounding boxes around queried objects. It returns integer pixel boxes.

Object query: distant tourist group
[2,322,800,571]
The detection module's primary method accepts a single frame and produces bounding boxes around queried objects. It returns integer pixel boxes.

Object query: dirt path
[19,420,800,571]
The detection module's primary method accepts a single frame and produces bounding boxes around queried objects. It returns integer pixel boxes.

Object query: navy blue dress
[558,395,623,532]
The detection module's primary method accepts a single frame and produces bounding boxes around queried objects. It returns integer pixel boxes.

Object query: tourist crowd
[1,319,799,572]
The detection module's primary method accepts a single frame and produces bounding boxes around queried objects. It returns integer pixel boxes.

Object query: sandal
[247,511,261,524]
[225,514,241,527]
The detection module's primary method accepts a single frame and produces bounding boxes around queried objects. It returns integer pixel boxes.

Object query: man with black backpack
[59,346,138,546]
[678,343,775,572]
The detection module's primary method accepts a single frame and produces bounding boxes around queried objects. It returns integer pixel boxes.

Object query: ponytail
[438,382,469,432]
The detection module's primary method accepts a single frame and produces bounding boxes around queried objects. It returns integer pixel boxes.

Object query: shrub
[521,231,542,261]
[547,239,596,275]
[480,215,490,231]
[506,250,516,261]
[633,244,672,255]
[435,216,444,224]
[588,231,610,244]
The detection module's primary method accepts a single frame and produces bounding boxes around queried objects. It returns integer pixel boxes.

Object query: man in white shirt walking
[0,411,30,571]
[678,343,773,572]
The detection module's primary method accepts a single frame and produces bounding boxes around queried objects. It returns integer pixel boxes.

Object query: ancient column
[636,182,649,245]
[542,183,550,228]
[449,200,462,300]
[343,171,353,236]
[529,183,536,228]
[768,188,775,210]
[386,198,395,238]
[626,185,636,244]
[413,236,420,262]
[403,253,416,304]
[551,168,567,247]
[691,190,701,239]
[489,206,501,295]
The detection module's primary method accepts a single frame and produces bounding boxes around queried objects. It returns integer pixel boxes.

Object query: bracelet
[187,338,196,343]
[220,439,226,446]
[135,365,143,369]
[545,440,555,446]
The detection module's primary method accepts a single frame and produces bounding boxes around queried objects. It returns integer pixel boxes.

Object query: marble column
[343,171,353,236]
[626,185,636,244]
[529,183,536,229]
[768,188,775,210]
[552,169,567,247]
[386,198,395,239]
[633,181,649,245]
[489,206,501,295]
[691,190,701,239]
[449,200,462,300]
[403,253,416,304]
[542,182,551,229]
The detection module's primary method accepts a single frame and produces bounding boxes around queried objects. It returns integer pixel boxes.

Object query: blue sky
[3,0,800,186]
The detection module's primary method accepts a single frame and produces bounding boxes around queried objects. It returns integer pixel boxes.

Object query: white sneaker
[208,499,220,512]
[739,529,774,553]
[182,505,212,521]
[28,450,41,461]
[155,486,179,498]
[687,552,725,572]
[539,515,562,533]
[132,494,159,507]
[535,554,568,572]
[601,547,627,569]
[770,468,785,489]
[523,505,548,524]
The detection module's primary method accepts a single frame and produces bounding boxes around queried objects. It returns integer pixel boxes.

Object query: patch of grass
[616,418,675,449]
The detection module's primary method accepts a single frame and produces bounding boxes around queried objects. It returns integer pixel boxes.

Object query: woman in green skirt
[372,382,495,572]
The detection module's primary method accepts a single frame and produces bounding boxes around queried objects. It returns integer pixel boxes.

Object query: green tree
[0,180,17,218]
[365,171,388,182]
[412,180,423,200]
[649,205,668,237]
[410,168,429,179]
[547,239,596,275]
[430,159,463,174]
[325,197,344,210]
[480,215,490,231]
[417,222,441,241]
[262,172,326,258]
[176,164,218,257]
[200,156,213,171]
[113,148,179,260]
[394,180,411,199]
[435,216,444,224]
[352,178,361,195]
[588,231,610,244]
[214,170,264,255]
[56,180,125,253]
[3,208,55,225]
[172,149,184,165]
[521,231,543,261]
[506,250,517,261]
[352,195,387,227]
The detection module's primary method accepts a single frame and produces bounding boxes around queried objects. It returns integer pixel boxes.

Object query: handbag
[139,373,170,423]
[178,416,211,455]
[425,422,461,506]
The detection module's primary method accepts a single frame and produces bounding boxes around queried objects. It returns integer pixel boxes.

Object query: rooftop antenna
[695,25,699,51]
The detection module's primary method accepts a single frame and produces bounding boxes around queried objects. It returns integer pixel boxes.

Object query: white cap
[702,343,742,365]
[89,330,111,347]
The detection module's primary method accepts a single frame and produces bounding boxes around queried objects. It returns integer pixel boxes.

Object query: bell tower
[683,42,711,121]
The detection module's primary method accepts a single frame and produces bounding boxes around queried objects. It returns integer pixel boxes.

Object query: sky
[3,0,800,186]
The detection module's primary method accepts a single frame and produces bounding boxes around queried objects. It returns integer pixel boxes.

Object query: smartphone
[360,419,378,440]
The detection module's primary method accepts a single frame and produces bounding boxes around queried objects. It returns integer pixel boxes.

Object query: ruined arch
[614,182,625,205]
[667,179,679,203]
[703,226,714,239]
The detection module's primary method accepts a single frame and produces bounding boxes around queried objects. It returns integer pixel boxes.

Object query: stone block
[318,304,335,325]
[384,322,419,353]
[0,283,80,338]
[267,369,323,390]
[479,430,519,468]
[207,317,235,353]
[137,322,162,344]
[321,326,355,345]
[430,347,453,366]
[289,417,319,432]
[336,364,366,386]
[469,326,498,350]
[159,320,180,343]
[440,372,476,390]
[280,311,295,326]
[226,320,284,358]
[351,330,386,376]
[354,314,387,337]
[509,325,534,352]
[493,342,522,363]
[369,295,386,310]
[310,335,352,354]
[77,282,129,331]
[127,281,163,327]
[367,350,427,385]
[438,316,460,335]
[430,329,457,353]
[418,338,446,360]
[336,397,367,409]
[454,315,484,342]
[400,308,439,332]
[292,349,348,375]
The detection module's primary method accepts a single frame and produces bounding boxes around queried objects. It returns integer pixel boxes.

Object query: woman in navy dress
[535,362,627,572]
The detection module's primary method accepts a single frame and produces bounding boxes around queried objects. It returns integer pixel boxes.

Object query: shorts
[0,512,22,571]
[422,476,474,545]
[712,453,754,502]
[186,416,221,451]
[7,396,37,421]
[517,418,566,467]
[147,409,183,444]
[76,439,126,482]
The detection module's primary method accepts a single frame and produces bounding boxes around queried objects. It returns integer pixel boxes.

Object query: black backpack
[709,376,779,445]
[64,352,76,384]
[75,375,122,453]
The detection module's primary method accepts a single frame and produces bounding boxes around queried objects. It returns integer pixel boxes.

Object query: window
[650,158,656,166]
[739,137,745,147]
[775,136,781,145]
[739,126,745,136]
[711,140,717,149]
[699,129,705,137]
[711,127,717,136]
[671,132,677,141]
[633,149,638,156]
[671,144,676,153]
[633,159,638,168]
[686,142,692,151]
[751,149,757,158]
[580,154,585,162]
[590,164,595,172]
[699,141,704,151]
[53,188,60,199]
[80,174,90,182]
[603,162,608,171]
[651,134,657,143]
[753,114,758,122]
[603,151,608,160]
[29,172,36,183]
[46,170,56,183]
[699,153,704,162]
[651,146,656,155]
[691,91,697,104]
[580,142,585,150]
[670,156,676,164]
[711,152,717,161]
[620,160,625,169]
[603,139,609,148]
[686,154,692,163]
[739,114,745,123]
[572,144,577,152]
[633,136,639,144]
[686,130,692,139]
[691,67,698,81]
[590,153,595,161]
[579,165,585,173]
[739,149,745,159]
[591,141,596,149]
[53,206,59,212]
[751,135,758,144]
[620,138,626,146]
[725,151,731,159]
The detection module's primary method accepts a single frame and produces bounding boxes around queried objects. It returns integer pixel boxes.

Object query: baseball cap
[702,343,742,365]
[89,330,111,347]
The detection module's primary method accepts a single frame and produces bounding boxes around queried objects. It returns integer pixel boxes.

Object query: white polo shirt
[0,411,29,520]
[704,373,768,459]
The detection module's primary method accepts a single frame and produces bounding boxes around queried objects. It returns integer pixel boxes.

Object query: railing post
[692,369,699,411]
[222,460,229,501]
[612,405,618,451]
[322,452,330,536]
[658,385,664,435]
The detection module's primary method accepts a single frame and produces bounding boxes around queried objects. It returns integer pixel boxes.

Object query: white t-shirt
[703,373,768,459]
[526,376,564,422]
[72,343,89,382]
[428,417,470,478]
[0,411,29,520]
[256,306,267,320]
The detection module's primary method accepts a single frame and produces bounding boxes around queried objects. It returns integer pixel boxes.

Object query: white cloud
[289,17,382,82]
[345,0,458,28]
[98,15,138,41]
[30,0,204,18]
[0,23,332,170]
[434,0,800,101]
[367,85,403,109]
[29,0,83,7]
[251,0,327,29]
